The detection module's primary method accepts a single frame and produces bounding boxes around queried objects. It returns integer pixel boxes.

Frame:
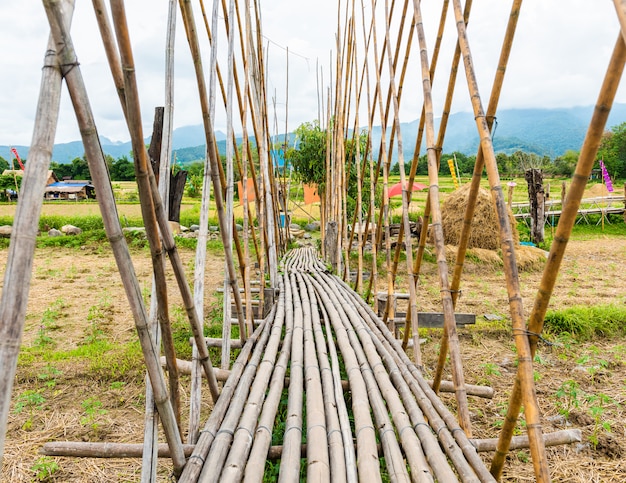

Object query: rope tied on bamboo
[59,61,80,77]
[256,424,272,435]
[355,424,376,438]
[511,328,554,346]
[413,422,432,433]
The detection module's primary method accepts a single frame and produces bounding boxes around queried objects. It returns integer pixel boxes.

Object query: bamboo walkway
[178,246,496,482]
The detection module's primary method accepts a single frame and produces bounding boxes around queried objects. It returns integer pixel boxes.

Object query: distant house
[44,180,95,200]
[2,169,59,186]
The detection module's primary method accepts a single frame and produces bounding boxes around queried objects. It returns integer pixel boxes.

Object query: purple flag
[599,160,614,192]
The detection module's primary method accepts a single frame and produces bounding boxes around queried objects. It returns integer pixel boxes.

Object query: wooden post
[525,168,545,244]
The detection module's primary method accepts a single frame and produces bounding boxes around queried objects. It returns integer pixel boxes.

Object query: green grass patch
[544,304,626,341]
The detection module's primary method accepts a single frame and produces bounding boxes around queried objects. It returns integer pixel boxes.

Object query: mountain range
[2,104,626,166]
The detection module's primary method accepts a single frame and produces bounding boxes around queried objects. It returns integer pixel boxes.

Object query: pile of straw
[439,184,519,250]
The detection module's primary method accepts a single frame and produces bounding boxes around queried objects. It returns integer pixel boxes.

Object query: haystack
[439,184,519,250]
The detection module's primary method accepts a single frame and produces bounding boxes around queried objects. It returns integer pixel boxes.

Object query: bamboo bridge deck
[178,247,494,482]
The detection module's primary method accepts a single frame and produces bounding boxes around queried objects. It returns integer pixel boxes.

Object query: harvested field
[1,237,626,481]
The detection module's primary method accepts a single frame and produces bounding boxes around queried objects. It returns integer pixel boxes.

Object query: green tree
[109,155,135,181]
[0,156,9,173]
[553,150,579,177]
[68,156,91,180]
[49,161,73,180]
[597,122,626,179]
[0,174,22,200]
[285,121,327,192]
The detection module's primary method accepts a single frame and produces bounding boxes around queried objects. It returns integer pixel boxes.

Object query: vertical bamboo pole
[42,1,187,474]
[0,1,74,464]
[410,0,472,436]
[178,0,247,354]
[381,0,422,365]
[491,31,626,481]
[222,0,237,369]
[241,0,254,340]
[438,0,521,393]
[449,0,548,474]
[368,0,395,333]
[145,1,177,475]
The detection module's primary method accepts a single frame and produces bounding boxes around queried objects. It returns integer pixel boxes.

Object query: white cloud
[1,0,625,148]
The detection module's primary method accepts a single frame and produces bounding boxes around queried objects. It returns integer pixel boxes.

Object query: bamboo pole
[449,0,548,477]
[491,31,626,481]
[179,309,273,482]
[108,3,184,435]
[313,274,427,482]
[410,0,472,436]
[380,0,422,365]
[333,274,495,481]
[42,1,187,475]
[276,272,305,481]
[402,0,457,353]
[308,276,381,482]
[91,8,185,470]
[222,0,237,370]
[0,0,74,465]
[242,274,293,482]
[197,290,278,482]
[328,273,479,482]
[179,0,248,354]
[218,279,286,481]
[368,0,396,336]
[306,279,348,482]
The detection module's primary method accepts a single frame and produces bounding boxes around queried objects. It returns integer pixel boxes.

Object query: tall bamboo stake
[449,0,548,475]
[420,0,472,376]
[0,0,74,465]
[178,0,247,352]
[368,0,396,334]
[93,0,183,438]
[491,31,626,481]
[380,0,422,365]
[41,1,187,474]
[435,0,520,394]
[410,0,472,436]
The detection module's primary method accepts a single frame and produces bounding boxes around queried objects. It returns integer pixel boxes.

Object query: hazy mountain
[372,104,626,161]
[2,105,626,165]
[0,127,227,165]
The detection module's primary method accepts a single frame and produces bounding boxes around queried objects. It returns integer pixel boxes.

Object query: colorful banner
[10,147,25,170]
[303,184,320,205]
[447,158,459,190]
[599,159,614,192]
[237,178,256,202]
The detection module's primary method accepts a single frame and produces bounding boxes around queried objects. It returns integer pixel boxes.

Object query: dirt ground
[1,236,626,481]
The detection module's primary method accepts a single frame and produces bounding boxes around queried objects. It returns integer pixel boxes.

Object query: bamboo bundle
[242,274,295,482]
[178,311,273,482]
[296,273,330,480]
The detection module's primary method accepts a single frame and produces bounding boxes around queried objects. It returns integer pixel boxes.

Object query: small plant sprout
[555,380,581,418]
[14,390,46,431]
[37,366,62,389]
[80,397,107,435]
[586,393,615,448]
[480,362,502,377]
[31,456,59,481]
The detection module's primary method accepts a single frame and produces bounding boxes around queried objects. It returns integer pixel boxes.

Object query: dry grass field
[0,208,625,481]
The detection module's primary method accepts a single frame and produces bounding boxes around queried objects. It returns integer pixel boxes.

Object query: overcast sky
[1,0,625,147]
